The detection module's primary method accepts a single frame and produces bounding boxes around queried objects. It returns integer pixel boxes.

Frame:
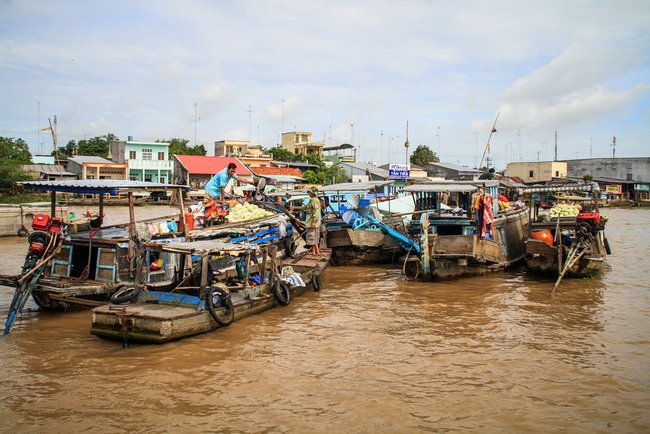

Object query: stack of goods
[548,203,580,218]
[226,203,274,223]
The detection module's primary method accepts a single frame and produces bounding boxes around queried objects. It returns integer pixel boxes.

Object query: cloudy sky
[1,0,649,168]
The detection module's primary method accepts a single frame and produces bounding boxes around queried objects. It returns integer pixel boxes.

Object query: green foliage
[583,174,593,182]
[0,136,33,192]
[268,147,298,162]
[75,134,118,158]
[54,140,77,157]
[325,164,350,184]
[1,136,32,164]
[302,170,320,184]
[164,138,207,158]
[409,145,439,166]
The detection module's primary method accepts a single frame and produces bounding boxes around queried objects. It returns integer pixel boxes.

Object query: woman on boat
[291,188,322,256]
[205,163,255,201]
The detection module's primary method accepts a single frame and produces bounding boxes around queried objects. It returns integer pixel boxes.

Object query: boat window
[436,225,463,236]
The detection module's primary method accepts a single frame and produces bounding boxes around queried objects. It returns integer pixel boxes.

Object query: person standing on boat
[292,188,321,256]
[205,163,255,201]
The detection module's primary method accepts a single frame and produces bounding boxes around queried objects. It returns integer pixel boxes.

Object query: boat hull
[406,207,530,280]
[90,249,331,344]
[525,235,607,278]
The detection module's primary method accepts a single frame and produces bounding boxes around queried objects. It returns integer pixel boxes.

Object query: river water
[0,206,648,432]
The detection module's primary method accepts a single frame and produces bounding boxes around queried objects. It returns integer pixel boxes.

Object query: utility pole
[194,103,198,147]
[611,136,616,158]
[404,121,410,173]
[280,99,285,147]
[554,130,558,161]
[247,105,252,146]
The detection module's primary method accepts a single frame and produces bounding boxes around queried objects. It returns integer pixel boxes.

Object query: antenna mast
[554,130,558,161]
[478,112,499,169]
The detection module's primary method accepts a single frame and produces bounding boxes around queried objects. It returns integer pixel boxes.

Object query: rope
[402,248,420,280]
[79,227,100,280]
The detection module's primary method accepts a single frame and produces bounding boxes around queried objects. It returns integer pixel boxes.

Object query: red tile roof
[174,155,252,176]
[509,176,525,184]
[252,167,304,177]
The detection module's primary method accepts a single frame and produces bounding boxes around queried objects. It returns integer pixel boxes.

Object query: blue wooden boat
[90,239,331,344]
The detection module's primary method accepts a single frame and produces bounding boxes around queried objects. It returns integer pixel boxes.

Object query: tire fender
[206,286,234,327]
[273,278,291,306]
[311,274,322,292]
[110,285,141,304]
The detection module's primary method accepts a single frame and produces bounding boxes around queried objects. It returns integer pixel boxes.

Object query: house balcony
[127,159,173,171]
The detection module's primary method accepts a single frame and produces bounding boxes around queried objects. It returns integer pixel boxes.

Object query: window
[555,171,559,177]
[144,174,152,182]
[129,151,136,159]
[529,170,534,178]
[158,152,165,160]
[159,176,166,184]
[142,148,152,160]
[295,135,299,143]
[129,175,137,181]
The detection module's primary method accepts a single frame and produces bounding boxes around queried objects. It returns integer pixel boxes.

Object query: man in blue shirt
[205,163,255,200]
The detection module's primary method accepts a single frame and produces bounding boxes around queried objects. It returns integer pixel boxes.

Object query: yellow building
[281,131,324,156]
[505,161,567,183]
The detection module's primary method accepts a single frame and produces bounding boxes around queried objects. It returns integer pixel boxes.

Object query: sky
[1,0,649,169]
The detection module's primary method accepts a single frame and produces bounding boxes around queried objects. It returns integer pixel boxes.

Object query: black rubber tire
[110,285,141,304]
[311,274,322,292]
[284,238,296,257]
[273,278,291,306]
[604,237,612,255]
[206,286,234,327]
[17,227,28,237]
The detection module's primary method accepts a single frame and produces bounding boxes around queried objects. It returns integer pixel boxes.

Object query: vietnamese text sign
[605,184,622,194]
[388,163,411,179]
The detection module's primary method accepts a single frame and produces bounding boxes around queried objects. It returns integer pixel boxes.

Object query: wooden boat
[396,180,530,279]
[524,182,609,279]
[0,202,69,237]
[0,180,296,335]
[90,240,331,344]
[318,181,406,265]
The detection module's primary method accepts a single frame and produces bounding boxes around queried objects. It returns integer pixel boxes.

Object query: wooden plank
[525,239,557,255]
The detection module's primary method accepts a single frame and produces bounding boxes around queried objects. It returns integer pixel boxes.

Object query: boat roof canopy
[319,180,393,192]
[522,182,599,194]
[404,180,499,193]
[19,180,190,194]
[150,239,259,256]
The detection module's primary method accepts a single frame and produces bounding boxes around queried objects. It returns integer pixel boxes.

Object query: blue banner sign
[388,163,410,179]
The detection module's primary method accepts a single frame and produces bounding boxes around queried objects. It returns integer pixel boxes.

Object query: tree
[77,135,110,157]
[410,145,439,166]
[0,137,32,192]
[54,140,77,157]
[325,164,349,184]
[302,169,320,184]
[268,147,299,162]
[163,138,207,159]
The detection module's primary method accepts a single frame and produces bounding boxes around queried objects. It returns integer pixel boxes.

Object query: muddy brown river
[0,206,648,432]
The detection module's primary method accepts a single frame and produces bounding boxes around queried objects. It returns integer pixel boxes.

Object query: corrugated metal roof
[22,164,76,176]
[404,184,478,193]
[252,167,304,177]
[175,155,252,176]
[68,156,115,164]
[19,180,190,194]
[319,181,393,192]
[428,162,480,173]
[404,180,499,192]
